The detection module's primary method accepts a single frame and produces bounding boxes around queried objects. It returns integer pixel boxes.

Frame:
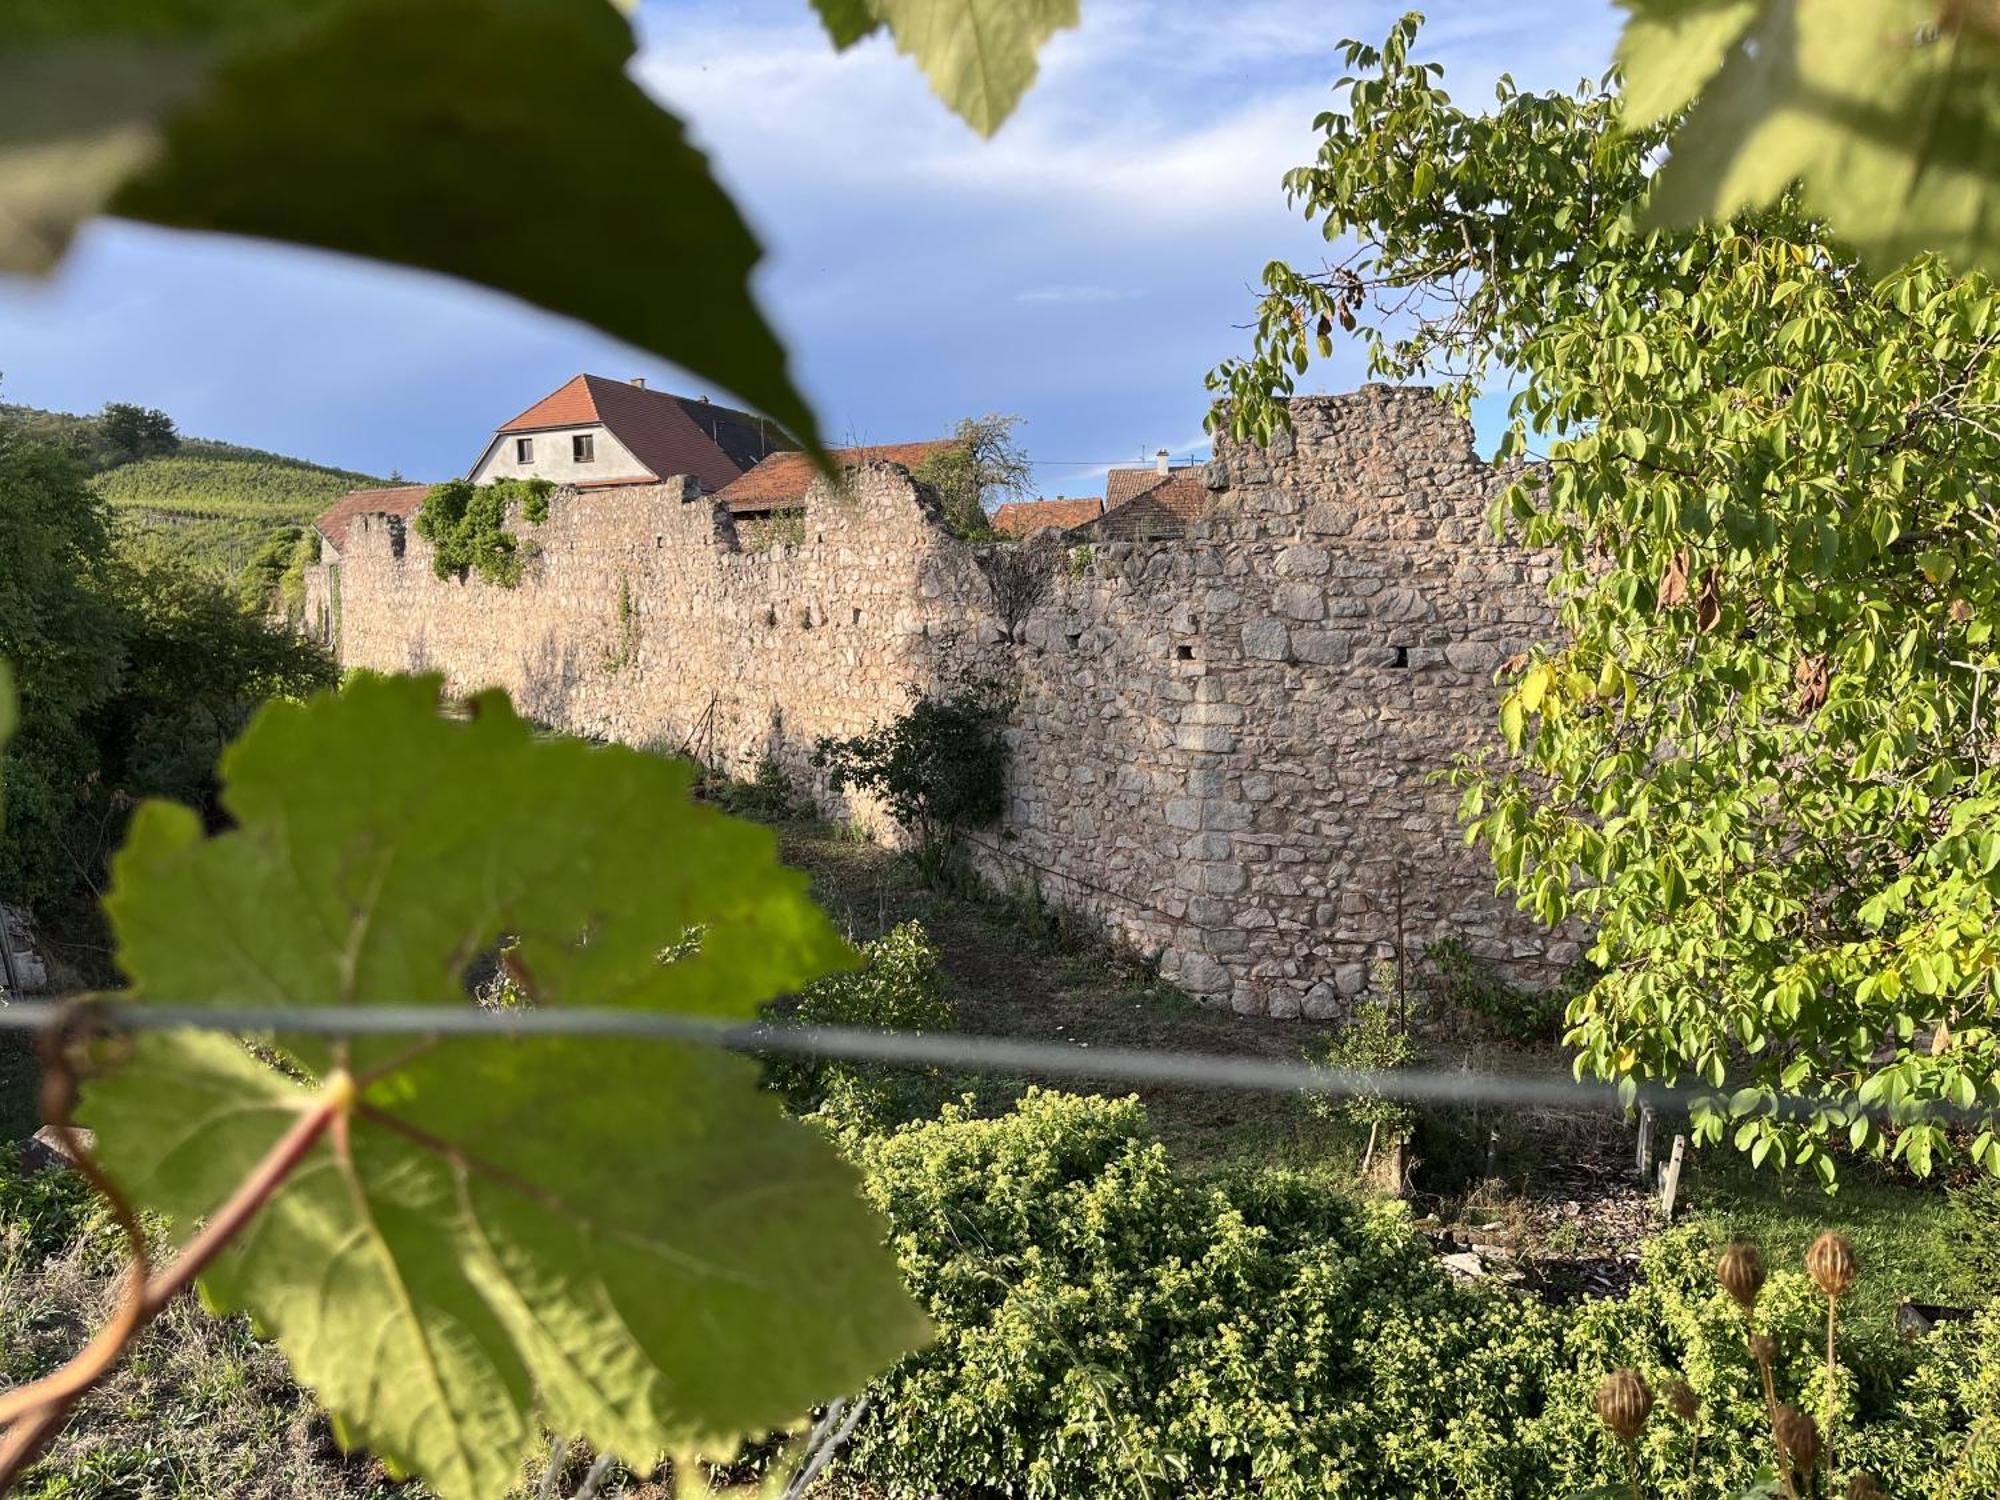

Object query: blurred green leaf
[0,0,822,450]
[1625,0,2000,277]
[867,0,1080,135]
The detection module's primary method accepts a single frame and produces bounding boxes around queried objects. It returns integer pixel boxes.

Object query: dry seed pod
[1750,1333,1777,1367]
[1807,1232,1859,1299]
[1775,1405,1822,1475]
[1595,1369,1654,1443]
[1718,1241,1767,1309]
[1662,1376,1699,1423]
[1845,1473,1886,1500]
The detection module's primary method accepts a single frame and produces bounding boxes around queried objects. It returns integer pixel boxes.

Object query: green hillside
[95,446,388,521]
[0,402,394,601]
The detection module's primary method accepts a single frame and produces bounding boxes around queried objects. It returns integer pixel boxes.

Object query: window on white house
[515,437,533,463]
[573,433,595,463]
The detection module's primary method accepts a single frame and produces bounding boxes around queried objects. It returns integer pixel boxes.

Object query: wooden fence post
[1658,1134,1686,1220]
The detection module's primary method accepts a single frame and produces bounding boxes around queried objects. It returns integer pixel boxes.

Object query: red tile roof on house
[990,497,1104,537]
[1105,467,1173,508]
[494,374,793,492]
[313,483,433,552]
[1084,468,1212,540]
[715,439,963,514]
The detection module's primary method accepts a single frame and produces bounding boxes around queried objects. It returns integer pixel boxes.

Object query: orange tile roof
[1105,468,1171,507]
[495,374,792,492]
[716,439,963,513]
[313,483,433,552]
[1085,469,1211,540]
[990,497,1104,536]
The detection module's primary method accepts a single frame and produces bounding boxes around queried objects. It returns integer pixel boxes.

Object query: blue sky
[0,1,1624,497]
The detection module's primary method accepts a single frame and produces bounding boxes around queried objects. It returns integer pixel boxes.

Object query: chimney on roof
[1155,448,1170,474]
[631,376,646,389]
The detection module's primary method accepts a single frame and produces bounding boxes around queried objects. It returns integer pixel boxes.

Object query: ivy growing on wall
[411,477,554,587]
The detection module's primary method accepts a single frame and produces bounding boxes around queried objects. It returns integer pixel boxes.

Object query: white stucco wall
[469,424,652,486]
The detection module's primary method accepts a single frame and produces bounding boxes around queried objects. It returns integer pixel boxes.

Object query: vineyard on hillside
[94,448,387,521]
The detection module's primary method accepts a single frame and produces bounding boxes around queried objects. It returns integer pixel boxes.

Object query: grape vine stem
[0,1018,350,1488]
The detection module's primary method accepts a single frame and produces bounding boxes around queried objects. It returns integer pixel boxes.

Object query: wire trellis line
[0,997,1988,1127]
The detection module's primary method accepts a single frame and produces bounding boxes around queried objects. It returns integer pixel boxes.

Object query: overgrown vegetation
[0,412,336,923]
[813,684,1011,887]
[769,920,953,1123]
[832,1090,1997,1500]
[411,476,554,585]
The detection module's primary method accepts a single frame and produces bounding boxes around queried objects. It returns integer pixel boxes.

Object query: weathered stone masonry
[305,388,1571,1017]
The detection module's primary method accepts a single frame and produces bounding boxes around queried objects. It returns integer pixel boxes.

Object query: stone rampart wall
[305,388,1568,1016]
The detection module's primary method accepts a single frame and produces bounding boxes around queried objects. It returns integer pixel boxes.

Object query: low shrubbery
[834,1090,1997,1499]
[769,920,953,1124]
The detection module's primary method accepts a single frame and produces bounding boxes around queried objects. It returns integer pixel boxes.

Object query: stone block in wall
[1241,617,1291,660]
[1276,546,1330,578]
[1274,583,1326,622]
[1292,630,1352,666]
[1176,724,1238,753]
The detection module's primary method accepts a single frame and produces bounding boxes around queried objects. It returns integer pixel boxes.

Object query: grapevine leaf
[867,0,1080,136]
[0,0,822,450]
[80,674,927,1498]
[809,0,882,49]
[1630,0,2000,277]
[1614,0,1757,128]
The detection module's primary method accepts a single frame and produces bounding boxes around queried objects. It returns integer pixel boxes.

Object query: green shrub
[1418,936,1570,1045]
[812,685,1009,887]
[769,920,952,1122]
[1305,999,1416,1172]
[1948,1173,2000,1288]
[844,1090,1563,1499]
[838,1091,1997,1500]
[704,756,800,822]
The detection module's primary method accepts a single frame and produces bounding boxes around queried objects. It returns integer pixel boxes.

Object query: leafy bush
[812,684,1010,885]
[1306,998,1416,1144]
[843,1090,1564,1499]
[838,1091,1998,1500]
[410,476,553,585]
[1417,936,1570,1045]
[1948,1174,2000,1289]
[705,757,801,823]
[771,920,952,1121]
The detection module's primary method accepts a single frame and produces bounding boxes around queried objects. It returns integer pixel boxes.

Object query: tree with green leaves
[1211,12,2000,1186]
[911,414,1034,538]
[97,401,179,465]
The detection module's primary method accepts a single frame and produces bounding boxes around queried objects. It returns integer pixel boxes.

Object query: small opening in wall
[1175,643,1195,661]
[1392,645,1410,667]
[799,607,814,629]
[655,535,664,549]
[851,607,863,626]
[1066,631,1082,649]
[763,605,778,628]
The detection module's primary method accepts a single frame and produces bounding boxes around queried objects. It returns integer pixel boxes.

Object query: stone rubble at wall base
[305,388,1575,1019]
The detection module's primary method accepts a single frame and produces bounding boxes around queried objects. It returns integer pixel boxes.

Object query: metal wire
[0,996,1985,1126]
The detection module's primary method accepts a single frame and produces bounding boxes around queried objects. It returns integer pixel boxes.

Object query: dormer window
[515,437,533,463]
[573,433,595,463]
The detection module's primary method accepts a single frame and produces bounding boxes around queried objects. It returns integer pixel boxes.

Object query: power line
[0,998,1985,1127]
